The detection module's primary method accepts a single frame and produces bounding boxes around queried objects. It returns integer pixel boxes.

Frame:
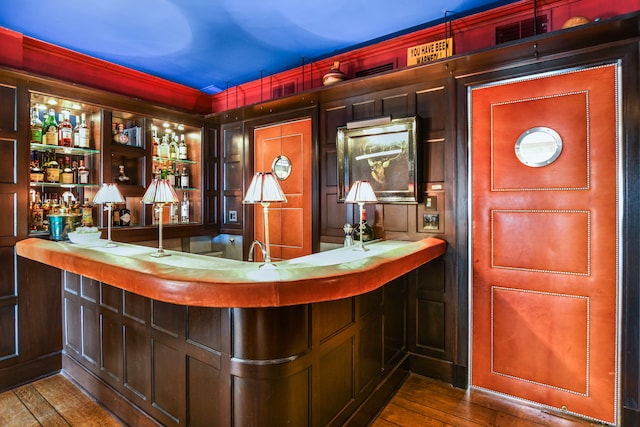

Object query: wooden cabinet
[27,90,204,236]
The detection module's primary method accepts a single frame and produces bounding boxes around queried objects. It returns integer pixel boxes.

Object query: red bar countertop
[16,237,446,308]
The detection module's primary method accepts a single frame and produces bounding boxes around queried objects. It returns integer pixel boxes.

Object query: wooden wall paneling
[203,125,219,227]
[0,247,16,362]
[383,276,407,365]
[321,104,348,240]
[221,122,244,233]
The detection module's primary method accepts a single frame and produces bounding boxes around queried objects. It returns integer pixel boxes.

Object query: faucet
[248,240,266,262]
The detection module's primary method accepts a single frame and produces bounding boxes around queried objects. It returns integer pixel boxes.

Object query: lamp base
[259,261,277,270]
[352,243,369,252]
[150,249,171,257]
[103,240,118,248]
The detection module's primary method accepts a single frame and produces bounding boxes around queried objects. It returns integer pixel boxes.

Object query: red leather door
[253,118,312,260]
[470,64,619,424]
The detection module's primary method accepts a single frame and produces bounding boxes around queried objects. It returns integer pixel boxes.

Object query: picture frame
[337,116,420,203]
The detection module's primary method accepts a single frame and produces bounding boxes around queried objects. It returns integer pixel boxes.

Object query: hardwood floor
[0,373,603,426]
[372,375,604,427]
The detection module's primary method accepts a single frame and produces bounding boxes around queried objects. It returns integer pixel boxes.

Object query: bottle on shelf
[44,153,60,183]
[353,208,374,242]
[30,152,44,182]
[81,198,93,227]
[71,160,78,183]
[151,126,159,157]
[178,134,187,160]
[113,123,129,145]
[30,105,42,144]
[158,133,170,158]
[116,164,130,184]
[165,164,176,187]
[30,191,44,231]
[73,115,80,147]
[42,108,58,146]
[119,206,131,226]
[77,159,90,184]
[180,192,190,223]
[179,166,189,189]
[170,203,179,224]
[60,157,74,184]
[58,111,73,147]
[77,113,91,148]
[169,134,179,160]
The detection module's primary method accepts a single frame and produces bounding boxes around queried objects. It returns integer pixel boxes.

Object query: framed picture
[337,116,420,203]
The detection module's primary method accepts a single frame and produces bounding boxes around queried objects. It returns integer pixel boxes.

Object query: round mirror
[515,127,563,167]
[272,155,292,180]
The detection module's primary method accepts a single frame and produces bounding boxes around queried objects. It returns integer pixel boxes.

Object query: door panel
[254,119,312,260]
[470,64,619,424]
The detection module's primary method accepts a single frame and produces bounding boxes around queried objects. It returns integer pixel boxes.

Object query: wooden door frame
[241,108,320,257]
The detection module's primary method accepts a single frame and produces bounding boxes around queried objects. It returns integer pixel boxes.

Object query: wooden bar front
[16,238,445,426]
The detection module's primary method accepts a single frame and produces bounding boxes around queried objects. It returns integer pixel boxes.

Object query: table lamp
[93,183,125,248]
[243,172,287,269]
[142,177,179,257]
[344,180,378,251]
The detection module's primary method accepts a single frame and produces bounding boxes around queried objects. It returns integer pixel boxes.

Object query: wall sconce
[142,177,179,257]
[243,172,287,269]
[345,180,378,251]
[93,183,125,248]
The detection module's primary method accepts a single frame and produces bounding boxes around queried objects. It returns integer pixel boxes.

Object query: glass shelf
[152,156,197,165]
[30,182,100,188]
[30,143,100,156]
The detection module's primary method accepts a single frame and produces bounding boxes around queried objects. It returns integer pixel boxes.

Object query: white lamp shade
[243,172,287,204]
[345,180,378,204]
[93,183,125,204]
[142,178,179,204]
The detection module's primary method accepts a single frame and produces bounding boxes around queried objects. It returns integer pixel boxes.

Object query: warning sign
[407,38,453,66]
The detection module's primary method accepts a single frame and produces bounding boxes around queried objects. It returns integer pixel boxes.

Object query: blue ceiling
[0,0,515,94]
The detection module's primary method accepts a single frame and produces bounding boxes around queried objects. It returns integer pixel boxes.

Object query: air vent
[355,63,394,78]
[496,15,548,44]
[272,82,296,99]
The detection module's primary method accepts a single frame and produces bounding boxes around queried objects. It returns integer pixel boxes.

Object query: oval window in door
[515,127,563,167]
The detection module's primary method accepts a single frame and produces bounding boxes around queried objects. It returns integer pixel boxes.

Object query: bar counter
[16,237,446,308]
[16,237,446,426]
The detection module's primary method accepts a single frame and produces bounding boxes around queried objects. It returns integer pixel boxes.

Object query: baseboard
[62,353,161,427]
[407,352,454,383]
[623,406,639,426]
[343,353,411,427]
[0,352,61,391]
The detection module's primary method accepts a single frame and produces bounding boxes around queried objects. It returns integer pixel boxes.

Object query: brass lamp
[93,183,125,248]
[142,177,179,257]
[344,180,378,251]
[243,172,287,269]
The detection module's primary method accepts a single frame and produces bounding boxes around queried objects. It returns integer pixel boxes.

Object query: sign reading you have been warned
[407,38,453,66]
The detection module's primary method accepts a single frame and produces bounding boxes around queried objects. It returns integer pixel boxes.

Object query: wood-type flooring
[0,373,603,426]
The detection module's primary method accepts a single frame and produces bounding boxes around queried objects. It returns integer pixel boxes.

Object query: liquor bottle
[78,113,90,148]
[30,105,42,144]
[151,127,159,157]
[116,164,130,183]
[158,134,170,158]
[180,192,190,223]
[178,134,187,160]
[353,208,374,242]
[71,160,78,183]
[31,193,44,231]
[80,198,93,227]
[77,159,90,184]
[58,111,73,147]
[73,115,80,147]
[165,164,175,187]
[119,206,131,226]
[44,153,60,183]
[180,166,189,189]
[42,108,58,146]
[113,123,129,144]
[60,157,74,184]
[169,134,179,160]
[30,152,45,182]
